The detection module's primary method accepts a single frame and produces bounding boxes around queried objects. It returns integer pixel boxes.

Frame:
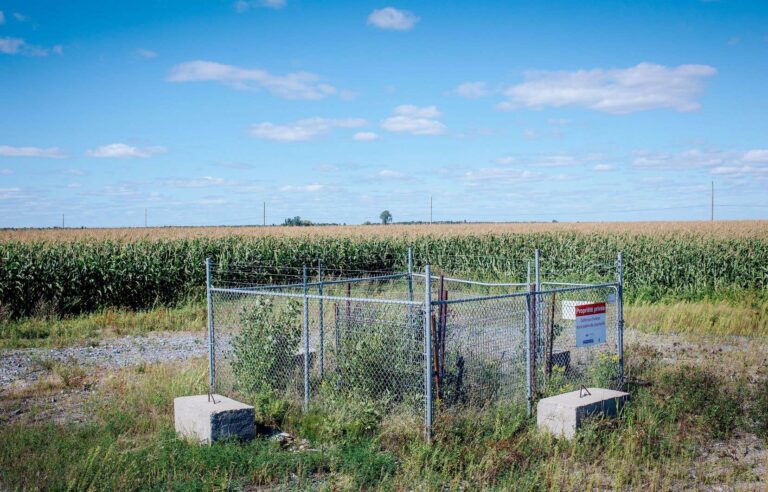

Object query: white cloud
[165,176,229,188]
[381,105,447,135]
[13,13,25,22]
[377,169,405,178]
[0,37,24,55]
[0,37,59,56]
[250,117,366,142]
[593,164,614,172]
[136,48,157,59]
[0,187,24,200]
[499,63,717,114]
[0,168,12,175]
[743,149,768,163]
[353,131,379,141]
[494,156,515,165]
[86,143,168,158]
[234,0,286,12]
[367,7,419,31]
[452,82,492,99]
[463,168,540,183]
[633,149,726,168]
[280,184,337,193]
[66,183,81,188]
[0,145,66,158]
[167,60,339,100]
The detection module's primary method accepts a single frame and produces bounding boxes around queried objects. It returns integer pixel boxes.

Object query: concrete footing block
[174,394,255,444]
[536,387,629,439]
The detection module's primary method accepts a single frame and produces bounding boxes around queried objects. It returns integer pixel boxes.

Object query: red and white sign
[575,302,606,347]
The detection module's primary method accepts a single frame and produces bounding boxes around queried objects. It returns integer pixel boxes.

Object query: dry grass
[2,220,768,242]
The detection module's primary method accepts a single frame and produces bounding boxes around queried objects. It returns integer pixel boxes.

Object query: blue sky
[1,0,767,227]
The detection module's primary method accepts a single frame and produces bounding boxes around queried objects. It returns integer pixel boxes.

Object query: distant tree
[283,216,312,226]
[379,210,393,225]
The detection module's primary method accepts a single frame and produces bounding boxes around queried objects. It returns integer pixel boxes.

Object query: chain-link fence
[206,250,624,437]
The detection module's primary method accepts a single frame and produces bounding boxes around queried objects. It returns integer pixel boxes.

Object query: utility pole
[263,201,266,226]
[430,196,433,225]
[710,181,714,222]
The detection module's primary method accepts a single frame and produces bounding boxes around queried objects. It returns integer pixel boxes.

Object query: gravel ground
[0,332,206,391]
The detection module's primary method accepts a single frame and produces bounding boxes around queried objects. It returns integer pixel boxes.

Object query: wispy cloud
[0,37,62,56]
[167,60,339,100]
[463,168,540,184]
[86,143,167,158]
[279,184,339,193]
[135,48,157,59]
[353,131,379,141]
[165,176,229,188]
[0,145,66,158]
[451,82,492,99]
[367,7,419,31]
[250,117,366,142]
[0,11,5,25]
[381,105,447,135]
[0,168,12,175]
[234,0,286,12]
[498,63,717,114]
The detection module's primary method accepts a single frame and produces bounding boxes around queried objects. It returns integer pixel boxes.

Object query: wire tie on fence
[579,385,591,398]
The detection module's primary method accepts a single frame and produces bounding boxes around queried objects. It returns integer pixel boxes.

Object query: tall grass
[1,232,767,319]
[2,344,767,490]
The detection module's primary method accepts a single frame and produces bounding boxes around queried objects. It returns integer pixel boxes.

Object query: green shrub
[230,298,302,395]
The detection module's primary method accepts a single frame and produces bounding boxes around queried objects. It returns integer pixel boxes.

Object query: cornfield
[1,226,767,319]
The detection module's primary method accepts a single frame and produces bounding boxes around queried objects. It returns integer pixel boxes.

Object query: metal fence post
[407,247,414,328]
[206,258,215,395]
[317,260,324,381]
[424,264,433,440]
[407,247,414,302]
[303,265,310,412]
[525,261,532,417]
[534,248,541,357]
[617,252,625,389]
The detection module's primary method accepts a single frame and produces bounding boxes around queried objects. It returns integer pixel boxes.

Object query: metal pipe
[206,258,215,394]
[525,261,532,417]
[317,260,324,381]
[424,264,433,440]
[407,247,414,327]
[535,249,541,361]
[303,265,310,412]
[617,252,625,389]
[210,287,423,305]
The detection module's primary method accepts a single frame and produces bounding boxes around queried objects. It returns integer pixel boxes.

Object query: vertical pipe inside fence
[206,258,215,395]
[407,247,414,326]
[303,265,310,412]
[525,261,532,417]
[317,260,324,381]
[535,249,541,353]
[424,265,433,440]
[617,252,625,389]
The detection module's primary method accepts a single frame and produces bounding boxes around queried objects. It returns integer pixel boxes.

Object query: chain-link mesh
[429,295,529,409]
[207,259,623,434]
[531,285,620,397]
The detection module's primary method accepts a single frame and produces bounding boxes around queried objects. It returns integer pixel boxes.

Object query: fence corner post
[317,260,324,381]
[205,257,215,395]
[303,264,310,412]
[617,252,625,390]
[424,264,433,441]
[525,261,532,417]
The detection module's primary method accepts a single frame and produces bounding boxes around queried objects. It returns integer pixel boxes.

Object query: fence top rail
[411,272,527,288]
[214,272,410,292]
[431,282,619,306]
[209,286,424,306]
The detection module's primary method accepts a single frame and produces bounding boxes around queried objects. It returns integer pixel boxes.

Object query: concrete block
[537,387,629,439]
[174,394,255,444]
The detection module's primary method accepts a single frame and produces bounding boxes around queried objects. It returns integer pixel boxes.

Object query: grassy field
[2,334,767,490]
